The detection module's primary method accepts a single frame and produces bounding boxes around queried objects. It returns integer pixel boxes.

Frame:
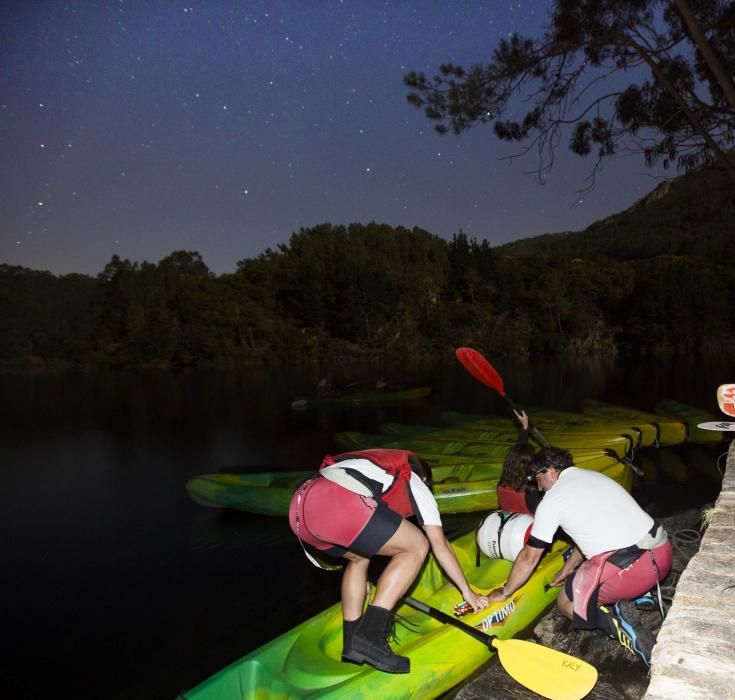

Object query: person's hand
[463,590,491,612]
[514,409,529,430]
[484,587,508,603]
[547,545,583,588]
[548,569,567,588]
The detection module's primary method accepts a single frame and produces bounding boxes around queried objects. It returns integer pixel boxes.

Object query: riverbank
[644,439,735,699]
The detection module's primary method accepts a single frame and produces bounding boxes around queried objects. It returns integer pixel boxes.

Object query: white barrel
[476,511,533,561]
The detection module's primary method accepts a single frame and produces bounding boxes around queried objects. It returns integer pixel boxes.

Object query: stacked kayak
[186,472,306,517]
[580,400,687,446]
[178,530,569,700]
[186,445,630,516]
[655,399,725,444]
[186,469,504,515]
[443,409,659,448]
[291,386,431,410]
[335,429,632,460]
[378,422,636,459]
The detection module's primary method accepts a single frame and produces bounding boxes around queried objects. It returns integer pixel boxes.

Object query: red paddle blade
[455,347,506,396]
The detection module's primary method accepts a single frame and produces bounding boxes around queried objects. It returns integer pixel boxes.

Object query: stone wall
[643,440,735,700]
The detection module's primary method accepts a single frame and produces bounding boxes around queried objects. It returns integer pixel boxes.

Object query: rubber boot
[341,618,361,662]
[342,605,410,673]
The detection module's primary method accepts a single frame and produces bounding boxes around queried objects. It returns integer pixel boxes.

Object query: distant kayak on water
[291,384,431,410]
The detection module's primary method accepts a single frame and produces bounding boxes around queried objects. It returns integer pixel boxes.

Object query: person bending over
[288,448,490,674]
[485,446,672,666]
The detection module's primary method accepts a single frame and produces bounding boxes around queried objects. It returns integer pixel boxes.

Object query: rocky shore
[451,507,706,699]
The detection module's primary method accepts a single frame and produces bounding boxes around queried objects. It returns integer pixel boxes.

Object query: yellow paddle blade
[492,638,598,700]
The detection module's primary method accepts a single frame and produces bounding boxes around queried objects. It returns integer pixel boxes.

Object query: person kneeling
[485,447,672,666]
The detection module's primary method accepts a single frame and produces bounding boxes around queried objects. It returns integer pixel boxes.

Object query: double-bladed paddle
[403,595,597,700]
[455,347,642,472]
[455,347,551,447]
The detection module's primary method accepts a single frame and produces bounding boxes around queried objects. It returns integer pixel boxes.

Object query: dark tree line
[1,166,733,368]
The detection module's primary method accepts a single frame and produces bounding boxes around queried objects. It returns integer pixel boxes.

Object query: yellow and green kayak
[178,531,570,700]
[654,399,724,444]
[186,472,307,517]
[580,400,687,446]
[379,422,637,458]
[335,428,632,460]
[186,450,630,518]
[442,409,659,448]
[186,469,502,515]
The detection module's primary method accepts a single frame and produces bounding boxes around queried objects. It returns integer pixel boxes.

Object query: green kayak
[580,400,688,446]
[291,386,431,410]
[186,448,631,517]
[178,531,569,700]
[655,399,724,444]
[335,430,628,462]
[186,472,306,517]
[442,409,659,448]
[408,449,621,478]
[186,469,503,515]
[379,422,636,458]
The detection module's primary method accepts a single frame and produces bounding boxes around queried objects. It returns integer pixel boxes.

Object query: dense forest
[2,165,734,369]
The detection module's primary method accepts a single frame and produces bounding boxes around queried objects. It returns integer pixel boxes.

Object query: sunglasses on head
[527,466,550,482]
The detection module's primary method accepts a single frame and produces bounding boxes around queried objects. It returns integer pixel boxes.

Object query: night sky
[2,1,662,276]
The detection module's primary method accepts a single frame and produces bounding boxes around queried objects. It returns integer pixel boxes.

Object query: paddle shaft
[403,595,494,647]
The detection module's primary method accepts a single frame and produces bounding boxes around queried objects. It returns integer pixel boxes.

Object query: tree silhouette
[404,0,735,187]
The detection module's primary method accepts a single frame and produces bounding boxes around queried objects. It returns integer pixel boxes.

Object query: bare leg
[371,519,429,610]
[556,586,574,620]
[341,554,371,621]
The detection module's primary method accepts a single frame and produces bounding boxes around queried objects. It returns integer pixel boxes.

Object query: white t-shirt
[321,458,442,527]
[530,467,653,558]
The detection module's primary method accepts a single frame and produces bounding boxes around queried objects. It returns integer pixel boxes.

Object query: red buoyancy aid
[320,448,418,518]
[497,484,533,515]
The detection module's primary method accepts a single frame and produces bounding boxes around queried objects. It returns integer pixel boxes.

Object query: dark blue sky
[1,1,662,276]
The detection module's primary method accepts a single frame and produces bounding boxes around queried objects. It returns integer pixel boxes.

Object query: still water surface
[1,357,729,698]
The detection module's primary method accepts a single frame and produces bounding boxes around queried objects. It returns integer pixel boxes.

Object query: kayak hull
[335,430,632,460]
[179,532,569,700]
[580,400,687,446]
[186,452,631,517]
[186,471,504,515]
[442,410,659,448]
[655,399,724,444]
[379,422,636,458]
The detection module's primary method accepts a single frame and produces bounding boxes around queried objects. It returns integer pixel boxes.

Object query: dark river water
[1,357,729,699]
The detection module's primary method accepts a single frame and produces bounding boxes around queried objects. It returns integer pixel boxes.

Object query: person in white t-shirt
[485,446,672,666]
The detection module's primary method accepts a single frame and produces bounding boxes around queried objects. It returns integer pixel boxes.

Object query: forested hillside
[2,166,733,368]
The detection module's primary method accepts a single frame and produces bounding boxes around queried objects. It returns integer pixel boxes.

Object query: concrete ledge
[644,440,735,700]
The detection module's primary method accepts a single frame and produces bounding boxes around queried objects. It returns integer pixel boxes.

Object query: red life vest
[320,448,417,518]
[497,484,533,515]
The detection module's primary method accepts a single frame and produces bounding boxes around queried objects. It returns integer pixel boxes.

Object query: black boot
[341,618,361,662]
[342,605,410,673]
